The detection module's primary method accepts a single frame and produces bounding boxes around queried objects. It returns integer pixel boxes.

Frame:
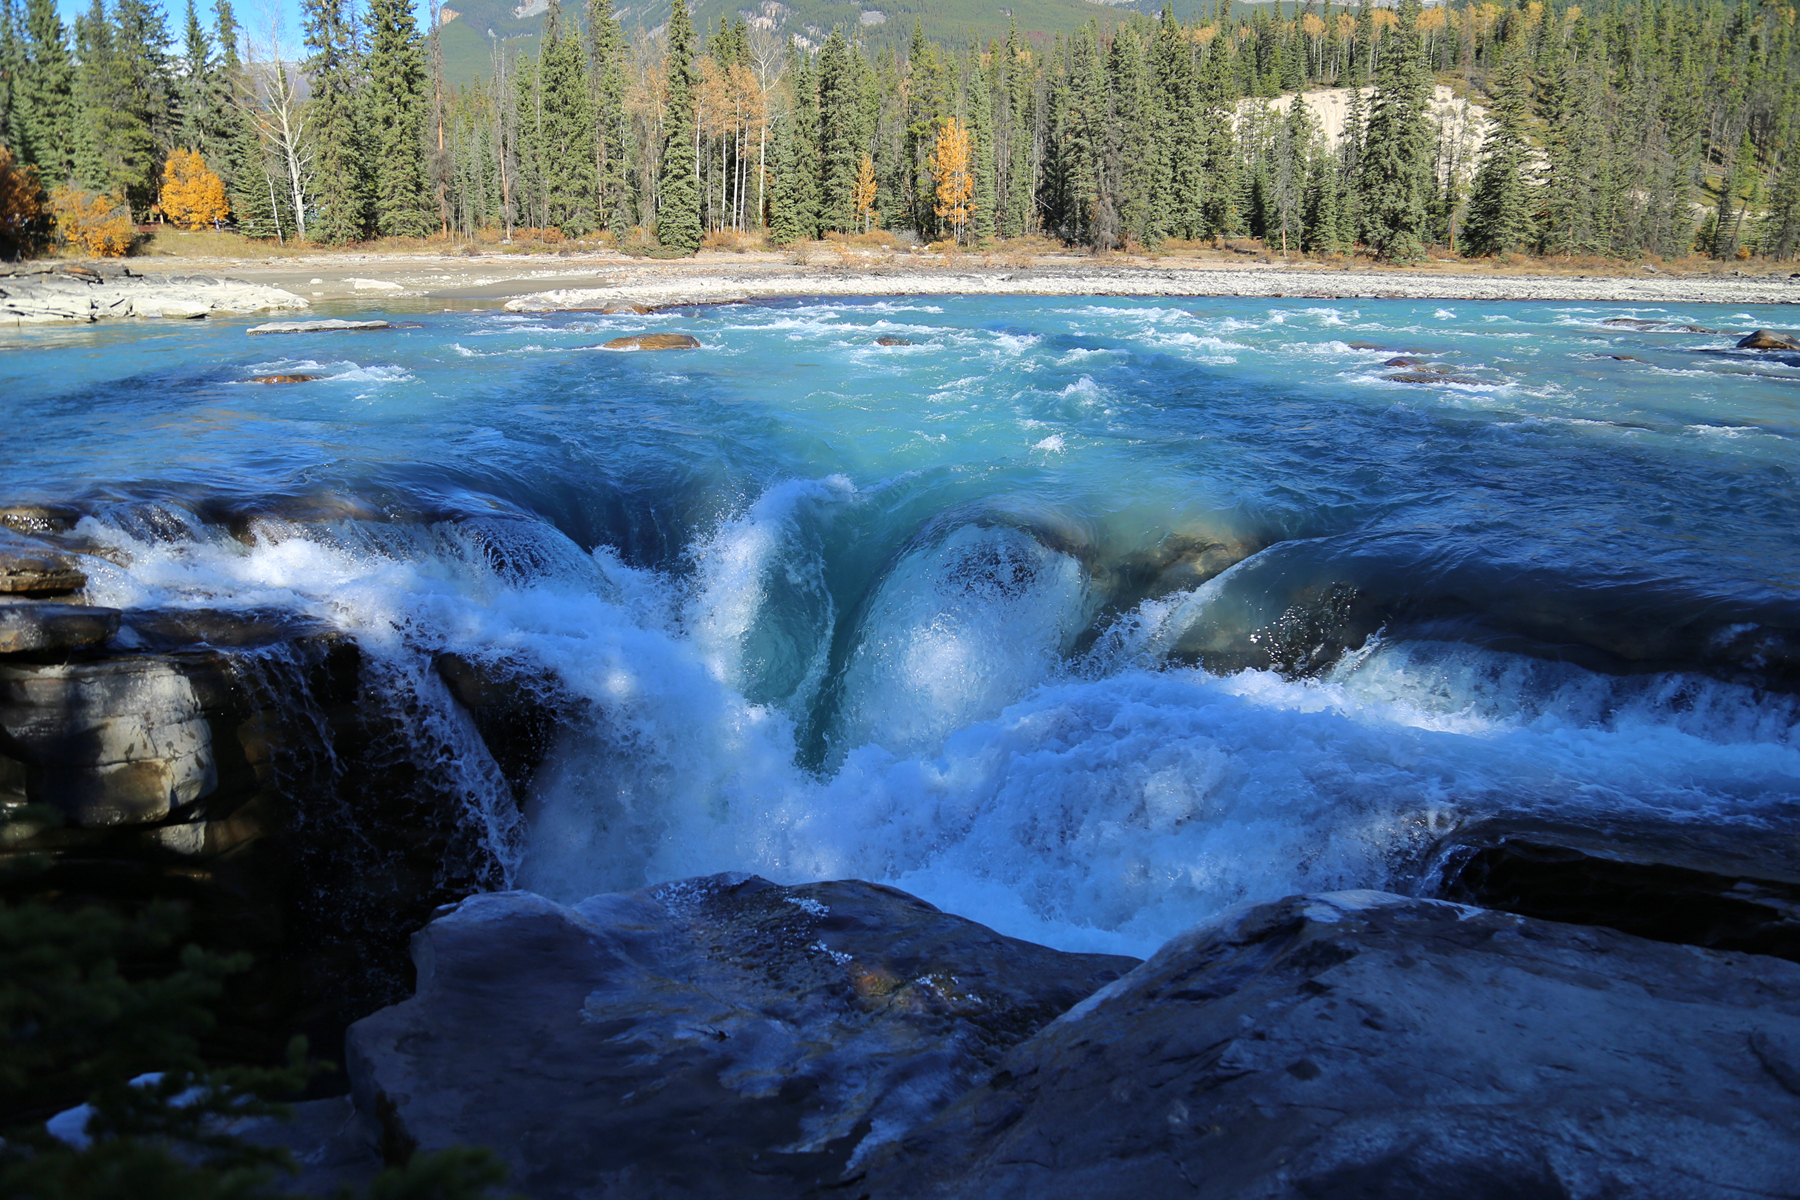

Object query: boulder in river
[1386,370,1482,385]
[1736,329,1800,350]
[247,319,392,335]
[875,336,915,346]
[246,373,319,384]
[862,891,1800,1200]
[344,873,1137,1199]
[600,301,653,314]
[601,332,701,351]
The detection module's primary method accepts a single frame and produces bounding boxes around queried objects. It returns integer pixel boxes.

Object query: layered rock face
[0,261,308,324]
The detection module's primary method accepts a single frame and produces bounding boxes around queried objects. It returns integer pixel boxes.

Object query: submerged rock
[247,373,319,384]
[1386,370,1483,385]
[0,602,121,655]
[875,335,914,346]
[1736,328,1800,350]
[601,332,701,350]
[863,891,1800,1200]
[247,319,392,335]
[0,503,81,534]
[345,874,1136,1199]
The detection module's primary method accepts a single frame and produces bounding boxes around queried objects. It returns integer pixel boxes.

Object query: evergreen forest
[2,0,1799,260]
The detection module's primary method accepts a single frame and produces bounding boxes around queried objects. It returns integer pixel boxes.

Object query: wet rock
[0,655,218,824]
[876,335,915,346]
[1431,816,1800,962]
[0,603,121,655]
[247,319,392,335]
[0,531,87,594]
[1737,329,1800,350]
[1382,355,1424,367]
[865,892,1800,1200]
[600,300,652,314]
[1591,353,1642,361]
[434,652,572,792]
[345,874,1137,1199]
[601,332,701,350]
[247,373,319,384]
[1385,370,1482,385]
[0,503,82,534]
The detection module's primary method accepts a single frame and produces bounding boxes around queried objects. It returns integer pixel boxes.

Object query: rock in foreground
[863,891,1800,1200]
[344,874,1136,1199]
[601,332,700,350]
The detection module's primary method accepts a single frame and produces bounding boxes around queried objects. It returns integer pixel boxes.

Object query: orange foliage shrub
[160,149,230,229]
[0,146,49,257]
[51,187,135,256]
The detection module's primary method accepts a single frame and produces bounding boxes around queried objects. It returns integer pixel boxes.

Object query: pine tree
[1462,43,1534,256]
[14,0,74,183]
[655,0,700,252]
[0,0,21,153]
[1354,0,1432,261]
[364,0,433,237]
[816,28,856,233]
[537,0,594,234]
[585,0,628,237]
[1001,24,1033,237]
[969,42,996,244]
[301,0,369,242]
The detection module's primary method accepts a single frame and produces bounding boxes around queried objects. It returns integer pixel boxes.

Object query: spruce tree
[1001,23,1033,238]
[584,0,628,237]
[1354,0,1432,261]
[14,0,73,183]
[970,42,996,245]
[655,0,699,252]
[365,0,432,237]
[0,0,19,152]
[301,0,369,242]
[1462,44,1533,256]
[816,28,856,233]
[536,0,594,234]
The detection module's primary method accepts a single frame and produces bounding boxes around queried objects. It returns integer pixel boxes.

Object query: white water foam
[66,478,1800,958]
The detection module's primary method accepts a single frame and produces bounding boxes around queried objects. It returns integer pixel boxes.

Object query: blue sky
[52,0,436,57]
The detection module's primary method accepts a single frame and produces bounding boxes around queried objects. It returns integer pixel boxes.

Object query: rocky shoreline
[0,260,308,324]
[502,259,1800,311]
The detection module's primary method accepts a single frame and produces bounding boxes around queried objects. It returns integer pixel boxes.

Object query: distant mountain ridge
[433,0,1183,82]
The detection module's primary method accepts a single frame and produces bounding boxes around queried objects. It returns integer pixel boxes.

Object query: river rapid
[6,295,1799,955]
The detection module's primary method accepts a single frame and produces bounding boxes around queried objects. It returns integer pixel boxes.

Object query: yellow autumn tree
[51,187,135,256]
[931,117,974,245]
[0,146,48,257]
[160,149,230,230]
[852,153,877,233]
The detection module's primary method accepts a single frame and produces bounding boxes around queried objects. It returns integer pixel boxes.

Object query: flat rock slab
[865,891,1800,1200]
[345,874,1136,1200]
[0,531,86,594]
[247,319,391,335]
[0,269,308,324]
[0,603,120,655]
[601,333,700,350]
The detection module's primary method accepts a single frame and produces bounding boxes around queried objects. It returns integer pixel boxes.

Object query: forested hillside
[1,0,1797,260]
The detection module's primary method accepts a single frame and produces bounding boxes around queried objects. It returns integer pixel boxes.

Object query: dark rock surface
[862,891,1800,1200]
[1737,328,1800,349]
[875,335,914,346]
[1430,816,1800,962]
[0,602,120,655]
[345,874,1138,1199]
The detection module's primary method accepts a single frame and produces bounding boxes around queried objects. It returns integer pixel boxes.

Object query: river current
[6,294,1799,955]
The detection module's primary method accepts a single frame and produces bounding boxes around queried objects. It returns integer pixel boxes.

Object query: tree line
[1,0,1798,259]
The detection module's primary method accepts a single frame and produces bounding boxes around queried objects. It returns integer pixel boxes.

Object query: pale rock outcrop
[0,261,308,324]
